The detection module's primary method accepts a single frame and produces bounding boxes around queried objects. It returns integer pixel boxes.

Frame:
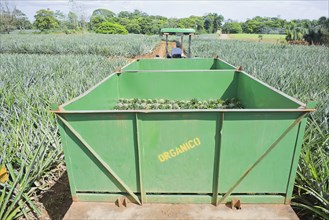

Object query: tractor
[160,28,195,58]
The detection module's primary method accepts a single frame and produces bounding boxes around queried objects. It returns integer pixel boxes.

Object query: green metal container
[53,58,315,205]
[121,58,235,71]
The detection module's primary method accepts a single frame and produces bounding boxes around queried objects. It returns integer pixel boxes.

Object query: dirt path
[134,41,176,59]
[219,34,230,39]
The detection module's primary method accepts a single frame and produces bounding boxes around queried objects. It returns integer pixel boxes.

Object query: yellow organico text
[158,137,201,162]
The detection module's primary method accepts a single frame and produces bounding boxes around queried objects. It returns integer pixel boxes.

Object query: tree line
[1,3,328,45]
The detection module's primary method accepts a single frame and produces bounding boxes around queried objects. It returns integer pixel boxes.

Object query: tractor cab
[160,28,195,58]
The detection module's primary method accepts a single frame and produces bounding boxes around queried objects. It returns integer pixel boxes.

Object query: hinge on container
[230,199,241,210]
[116,196,128,207]
[235,66,243,71]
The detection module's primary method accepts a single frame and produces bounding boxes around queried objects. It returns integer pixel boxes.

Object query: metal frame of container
[160,28,195,58]
[53,58,315,205]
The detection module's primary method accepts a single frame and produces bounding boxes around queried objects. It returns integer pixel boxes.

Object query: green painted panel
[122,61,139,70]
[58,120,77,197]
[214,59,236,70]
[118,71,238,100]
[285,116,308,203]
[218,112,300,193]
[237,73,300,109]
[122,58,235,71]
[62,113,139,192]
[147,195,284,204]
[160,28,195,34]
[64,74,119,111]
[218,195,285,204]
[75,193,284,204]
[76,193,135,203]
[140,113,219,193]
[56,59,312,204]
[146,195,212,204]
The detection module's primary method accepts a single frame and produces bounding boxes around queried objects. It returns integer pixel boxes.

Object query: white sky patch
[12,0,329,21]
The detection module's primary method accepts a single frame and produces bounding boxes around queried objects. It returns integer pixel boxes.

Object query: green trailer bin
[53,58,315,205]
[121,58,236,71]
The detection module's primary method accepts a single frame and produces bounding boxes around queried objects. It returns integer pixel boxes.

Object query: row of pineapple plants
[114,98,243,110]
[0,54,128,219]
[0,34,159,58]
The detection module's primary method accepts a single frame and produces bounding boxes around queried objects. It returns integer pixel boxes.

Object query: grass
[228,33,286,43]
[0,54,128,219]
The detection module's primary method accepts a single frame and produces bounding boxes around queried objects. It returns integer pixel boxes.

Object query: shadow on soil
[40,171,72,220]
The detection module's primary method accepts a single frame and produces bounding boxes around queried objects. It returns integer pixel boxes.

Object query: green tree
[95,21,128,34]
[118,11,132,19]
[138,16,153,34]
[13,8,31,30]
[244,19,263,33]
[33,9,59,31]
[203,13,224,33]
[90,9,116,31]
[213,14,224,32]
[304,16,329,45]
[242,16,287,34]
[0,3,31,33]
[126,19,141,33]
[285,21,308,41]
[222,21,242,33]
[55,10,66,30]
[92,8,115,18]
[189,16,204,33]
[90,14,107,30]
[132,9,148,19]
[67,11,78,30]
[203,14,214,33]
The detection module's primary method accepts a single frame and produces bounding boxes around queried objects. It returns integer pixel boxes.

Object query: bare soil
[133,41,176,59]
[219,34,230,39]
[64,202,299,219]
[39,171,72,220]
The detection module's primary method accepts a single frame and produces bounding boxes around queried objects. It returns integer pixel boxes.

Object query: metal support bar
[57,115,142,205]
[57,119,78,200]
[180,35,184,53]
[188,34,192,58]
[212,112,224,205]
[284,116,308,204]
[135,113,145,204]
[218,112,308,205]
[165,34,168,57]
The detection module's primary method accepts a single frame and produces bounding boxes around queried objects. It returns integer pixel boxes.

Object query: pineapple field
[0,33,328,219]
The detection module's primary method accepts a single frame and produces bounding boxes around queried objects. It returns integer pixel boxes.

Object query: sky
[11,0,329,22]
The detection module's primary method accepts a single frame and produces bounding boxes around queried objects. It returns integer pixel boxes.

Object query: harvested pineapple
[114,98,243,110]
